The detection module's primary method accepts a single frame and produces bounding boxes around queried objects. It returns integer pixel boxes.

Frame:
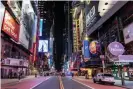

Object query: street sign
[100,55,105,59]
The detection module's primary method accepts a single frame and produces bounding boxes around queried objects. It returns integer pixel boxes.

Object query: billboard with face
[38,40,48,52]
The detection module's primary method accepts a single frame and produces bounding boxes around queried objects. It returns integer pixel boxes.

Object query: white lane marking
[30,77,51,89]
[72,79,95,89]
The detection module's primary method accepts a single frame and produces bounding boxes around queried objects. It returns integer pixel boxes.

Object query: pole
[117,17,125,86]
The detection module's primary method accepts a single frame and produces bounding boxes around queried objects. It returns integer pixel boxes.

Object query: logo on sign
[86,6,96,27]
[108,42,125,56]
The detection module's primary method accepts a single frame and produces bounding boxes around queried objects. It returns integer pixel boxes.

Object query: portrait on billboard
[38,40,48,52]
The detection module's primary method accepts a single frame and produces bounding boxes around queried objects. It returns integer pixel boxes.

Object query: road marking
[72,78,95,89]
[30,77,51,89]
[59,76,64,89]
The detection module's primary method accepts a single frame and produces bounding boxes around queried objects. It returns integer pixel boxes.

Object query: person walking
[18,71,22,81]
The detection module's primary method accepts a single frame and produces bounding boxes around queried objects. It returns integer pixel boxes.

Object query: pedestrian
[18,71,22,81]
[72,73,74,78]
[35,73,37,77]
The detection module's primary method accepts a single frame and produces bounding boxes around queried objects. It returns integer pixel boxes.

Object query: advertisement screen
[0,2,5,31]
[38,40,48,52]
[39,19,43,36]
[2,10,20,42]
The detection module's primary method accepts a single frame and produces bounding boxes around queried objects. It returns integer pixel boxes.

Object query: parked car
[93,73,115,85]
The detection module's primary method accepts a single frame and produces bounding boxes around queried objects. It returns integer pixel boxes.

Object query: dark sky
[53,2,65,71]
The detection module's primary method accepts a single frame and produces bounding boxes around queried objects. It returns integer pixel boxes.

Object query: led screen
[38,40,48,52]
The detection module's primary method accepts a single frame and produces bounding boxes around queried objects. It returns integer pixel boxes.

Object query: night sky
[53,2,65,71]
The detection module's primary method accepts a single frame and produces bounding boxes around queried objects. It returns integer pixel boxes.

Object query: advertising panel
[89,41,101,55]
[33,16,38,43]
[7,1,21,21]
[0,2,5,31]
[83,40,90,60]
[38,40,48,52]
[123,22,133,44]
[19,0,34,49]
[2,10,20,42]
[39,19,43,36]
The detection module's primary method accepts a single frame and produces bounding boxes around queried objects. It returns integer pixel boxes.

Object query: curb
[114,85,131,89]
[73,78,131,89]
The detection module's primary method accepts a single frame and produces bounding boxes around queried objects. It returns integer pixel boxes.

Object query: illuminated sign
[123,22,133,44]
[2,10,20,41]
[89,41,101,54]
[89,41,97,54]
[38,40,48,52]
[39,19,43,36]
[108,42,125,56]
[83,40,90,60]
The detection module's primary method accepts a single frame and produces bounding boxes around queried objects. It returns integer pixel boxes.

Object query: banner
[83,40,90,60]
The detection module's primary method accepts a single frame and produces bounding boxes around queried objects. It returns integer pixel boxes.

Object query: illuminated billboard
[2,10,20,42]
[83,40,90,61]
[39,19,43,36]
[38,40,48,52]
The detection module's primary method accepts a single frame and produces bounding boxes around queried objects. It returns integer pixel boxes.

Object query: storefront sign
[85,1,101,29]
[118,55,133,62]
[108,42,125,56]
[86,6,96,25]
[2,10,20,41]
[3,58,28,67]
[0,2,5,31]
[123,22,133,44]
[83,40,90,60]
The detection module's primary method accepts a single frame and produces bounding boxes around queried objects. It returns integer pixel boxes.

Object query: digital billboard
[39,19,43,36]
[38,40,48,52]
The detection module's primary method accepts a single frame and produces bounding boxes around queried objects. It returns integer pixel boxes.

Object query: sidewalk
[73,76,133,89]
[1,75,39,85]
[115,80,133,89]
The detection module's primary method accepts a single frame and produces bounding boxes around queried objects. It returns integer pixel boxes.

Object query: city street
[33,76,60,89]
[1,76,51,89]
[1,76,129,89]
[1,1,133,89]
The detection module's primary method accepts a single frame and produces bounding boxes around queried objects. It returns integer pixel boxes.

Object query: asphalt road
[62,76,92,89]
[33,76,60,89]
